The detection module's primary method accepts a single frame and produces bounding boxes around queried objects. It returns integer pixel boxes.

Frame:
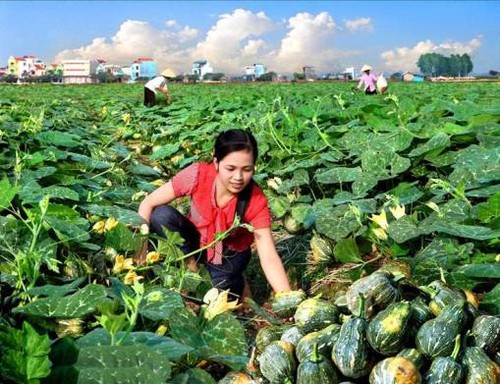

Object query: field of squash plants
[0,80,499,383]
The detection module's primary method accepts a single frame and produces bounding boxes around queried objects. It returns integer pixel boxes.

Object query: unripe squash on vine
[310,234,334,264]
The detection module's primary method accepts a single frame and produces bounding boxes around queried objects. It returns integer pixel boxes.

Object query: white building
[61,58,102,84]
[192,60,213,78]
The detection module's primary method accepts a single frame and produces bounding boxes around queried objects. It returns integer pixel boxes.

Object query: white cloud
[345,17,373,32]
[54,19,198,70]
[381,36,482,72]
[192,9,275,73]
[272,12,344,73]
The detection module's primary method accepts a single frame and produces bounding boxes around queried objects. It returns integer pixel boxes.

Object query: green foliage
[0,322,52,383]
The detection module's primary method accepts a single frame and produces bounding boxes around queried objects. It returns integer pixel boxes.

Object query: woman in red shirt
[138,129,291,299]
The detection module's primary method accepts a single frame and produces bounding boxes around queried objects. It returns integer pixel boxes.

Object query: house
[7,55,46,78]
[130,58,157,82]
[244,63,267,79]
[192,60,213,78]
[402,72,425,82]
[342,66,357,80]
[302,66,316,81]
[61,58,102,84]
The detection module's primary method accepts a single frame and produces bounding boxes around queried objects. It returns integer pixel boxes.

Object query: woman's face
[214,149,255,194]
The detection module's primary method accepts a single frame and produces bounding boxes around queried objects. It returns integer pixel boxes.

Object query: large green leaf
[77,329,193,362]
[314,166,362,184]
[13,284,107,318]
[0,322,51,383]
[35,131,81,148]
[314,201,361,241]
[0,177,19,210]
[139,287,185,321]
[333,236,362,263]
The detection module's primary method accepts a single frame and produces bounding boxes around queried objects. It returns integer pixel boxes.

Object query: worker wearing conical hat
[357,64,378,95]
[144,68,176,107]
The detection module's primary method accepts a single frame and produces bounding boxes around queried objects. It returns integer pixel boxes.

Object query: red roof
[134,57,155,63]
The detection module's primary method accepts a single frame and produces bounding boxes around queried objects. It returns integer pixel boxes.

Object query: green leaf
[333,236,362,263]
[169,307,204,349]
[74,344,171,384]
[105,222,142,252]
[139,288,185,321]
[408,133,450,157]
[27,278,86,298]
[13,284,107,318]
[149,143,180,161]
[42,185,80,201]
[432,221,500,240]
[479,283,500,315]
[35,131,81,148]
[202,314,248,358]
[314,202,361,241]
[0,322,51,383]
[476,192,500,223]
[314,166,362,184]
[0,177,19,210]
[172,368,217,384]
[388,215,422,243]
[77,329,193,362]
[457,263,500,279]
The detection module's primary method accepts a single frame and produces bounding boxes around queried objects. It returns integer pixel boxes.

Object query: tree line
[417,53,473,77]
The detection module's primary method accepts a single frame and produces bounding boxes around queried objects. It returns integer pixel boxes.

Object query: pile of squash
[220,269,499,384]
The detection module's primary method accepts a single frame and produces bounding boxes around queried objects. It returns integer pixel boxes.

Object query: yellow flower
[266,177,282,191]
[156,324,168,336]
[369,210,389,230]
[104,217,119,231]
[373,227,388,241]
[146,251,160,264]
[150,179,165,187]
[122,113,131,125]
[113,255,135,274]
[202,288,241,321]
[389,204,406,219]
[92,220,106,234]
[124,270,143,285]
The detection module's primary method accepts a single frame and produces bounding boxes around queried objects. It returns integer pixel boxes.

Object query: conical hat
[361,64,372,72]
[161,68,176,78]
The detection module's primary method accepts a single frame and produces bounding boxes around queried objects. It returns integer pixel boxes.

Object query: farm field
[0,81,499,383]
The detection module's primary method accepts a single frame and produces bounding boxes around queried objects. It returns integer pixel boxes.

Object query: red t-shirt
[171,162,271,264]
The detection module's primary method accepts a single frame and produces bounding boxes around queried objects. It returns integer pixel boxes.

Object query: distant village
[1,54,483,85]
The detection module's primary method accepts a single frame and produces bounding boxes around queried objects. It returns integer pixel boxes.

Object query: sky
[1,1,498,76]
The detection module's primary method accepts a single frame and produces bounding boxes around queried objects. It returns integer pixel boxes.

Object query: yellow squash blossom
[124,270,143,285]
[104,217,119,231]
[369,210,389,230]
[389,204,406,219]
[113,255,135,274]
[202,288,241,321]
[373,227,388,241]
[146,251,160,264]
[92,220,106,234]
[150,179,165,187]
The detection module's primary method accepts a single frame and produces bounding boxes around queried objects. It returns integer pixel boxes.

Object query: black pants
[150,205,251,298]
[144,87,156,107]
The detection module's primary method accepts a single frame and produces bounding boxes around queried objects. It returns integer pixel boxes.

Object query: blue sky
[1,1,498,75]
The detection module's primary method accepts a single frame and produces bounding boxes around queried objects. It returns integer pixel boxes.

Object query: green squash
[296,323,341,363]
[255,324,292,353]
[332,316,375,379]
[366,301,412,355]
[423,335,463,384]
[462,346,500,384]
[419,280,467,316]
[369,356,421,384]
[218,371,258,383]
[280,325,305,346]
[345,271,403,319]
[296,342,338,384]
[271,289,307,318]
[310,233,334,265]
[258,340,296,384]
[397,348,425,370]
[415,302,467,359]
[294,297,338,333]
[409,296,434,328]
[470,315,500,357]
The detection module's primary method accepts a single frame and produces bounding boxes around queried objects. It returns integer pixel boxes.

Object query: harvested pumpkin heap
[219,269,500,383]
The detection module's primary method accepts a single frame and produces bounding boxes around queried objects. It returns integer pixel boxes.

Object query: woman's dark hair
[214,129,258,163]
